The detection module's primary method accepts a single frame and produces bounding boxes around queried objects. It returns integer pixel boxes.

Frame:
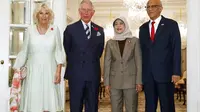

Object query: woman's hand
[54,64,62,84]
[136,84,143,92]
[54,72,61,84]
[105,86,110,96]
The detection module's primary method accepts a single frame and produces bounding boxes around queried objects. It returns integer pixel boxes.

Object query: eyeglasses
[80,8,93,13]
[145,5,161,10]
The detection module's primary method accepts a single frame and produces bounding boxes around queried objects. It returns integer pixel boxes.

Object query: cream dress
[13,24,64,112]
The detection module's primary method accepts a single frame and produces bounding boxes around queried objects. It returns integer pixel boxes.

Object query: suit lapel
[122,38,132,59]
[78,20,88,40]
[143,22,152,47]
[112,38,133,60]
[155,16,165,41]
[77,20,90,49]
[86,22,97,48]
[90,23,96,40]
[114,40,122,59]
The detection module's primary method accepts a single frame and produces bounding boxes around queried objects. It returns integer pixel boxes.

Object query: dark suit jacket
[63,20,105,82]
[139,16,181,83]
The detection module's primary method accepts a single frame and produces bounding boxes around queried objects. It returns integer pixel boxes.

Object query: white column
[187,0,200,111]
[52,0,67,110]
[53,0,67,32]
[68,0,79,22]
[0,0,10,112]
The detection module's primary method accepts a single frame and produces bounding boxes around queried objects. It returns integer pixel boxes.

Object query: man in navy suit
[63,0,104,111]
[139,0,181,111]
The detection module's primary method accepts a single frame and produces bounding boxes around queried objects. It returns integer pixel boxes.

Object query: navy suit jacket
[139,16,181,83]
[63,20,105,83]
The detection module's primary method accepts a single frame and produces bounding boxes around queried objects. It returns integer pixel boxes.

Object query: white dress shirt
[149,15,162,35]
[81,20,91,33]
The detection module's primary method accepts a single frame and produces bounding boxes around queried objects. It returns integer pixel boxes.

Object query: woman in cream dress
[13,4,64,112]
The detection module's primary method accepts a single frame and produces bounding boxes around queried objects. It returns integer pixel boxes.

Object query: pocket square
[97,31,101,36]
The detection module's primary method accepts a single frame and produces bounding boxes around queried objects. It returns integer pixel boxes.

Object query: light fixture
[104,9,114,42]
[123,0,149,26]
[123,0,147,12]
[104,23,114,42]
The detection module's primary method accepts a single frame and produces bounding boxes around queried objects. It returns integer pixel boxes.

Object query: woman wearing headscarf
[104,16,142,112]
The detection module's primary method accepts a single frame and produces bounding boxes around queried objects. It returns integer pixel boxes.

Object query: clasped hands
[105,84,143,96]
[171,75,180,84]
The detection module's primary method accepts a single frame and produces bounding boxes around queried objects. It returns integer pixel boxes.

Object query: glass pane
[9,28,27,55]
[10,1,30,24]
[8,59,16,87]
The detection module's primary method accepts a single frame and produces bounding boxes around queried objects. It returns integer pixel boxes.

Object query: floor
[65,92,187,112]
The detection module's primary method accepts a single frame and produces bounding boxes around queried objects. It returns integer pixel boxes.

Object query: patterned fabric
[10,69,26,112]
[85,24,90,39]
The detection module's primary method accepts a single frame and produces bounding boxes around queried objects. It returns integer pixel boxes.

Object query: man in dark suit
[63,0,104,111]
[139,0,181,111]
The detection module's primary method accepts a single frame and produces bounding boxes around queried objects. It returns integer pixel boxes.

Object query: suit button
[121,61,123,64]
[121,71,123,73]
[81,61,85,63]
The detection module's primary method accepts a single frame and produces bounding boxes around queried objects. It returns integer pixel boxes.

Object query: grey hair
[147,0,163,7]
[79,0,94,9]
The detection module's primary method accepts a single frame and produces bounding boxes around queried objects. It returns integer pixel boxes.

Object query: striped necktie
[85,24,90,39]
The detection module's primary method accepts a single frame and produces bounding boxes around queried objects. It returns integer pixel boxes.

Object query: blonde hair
[33,3,54,24]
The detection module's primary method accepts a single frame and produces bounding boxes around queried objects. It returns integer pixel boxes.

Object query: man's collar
[81,20,91,28]
[150,15,162,24]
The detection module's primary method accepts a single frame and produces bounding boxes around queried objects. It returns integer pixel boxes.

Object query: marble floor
[65,92,186,112]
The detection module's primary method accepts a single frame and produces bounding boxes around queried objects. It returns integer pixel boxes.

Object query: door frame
[0,0,10,112]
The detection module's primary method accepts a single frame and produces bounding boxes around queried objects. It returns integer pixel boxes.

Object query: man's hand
[171,75,180,84]
[136,84,143,92]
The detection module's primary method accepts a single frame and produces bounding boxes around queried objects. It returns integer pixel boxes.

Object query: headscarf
[113,16,133,40]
